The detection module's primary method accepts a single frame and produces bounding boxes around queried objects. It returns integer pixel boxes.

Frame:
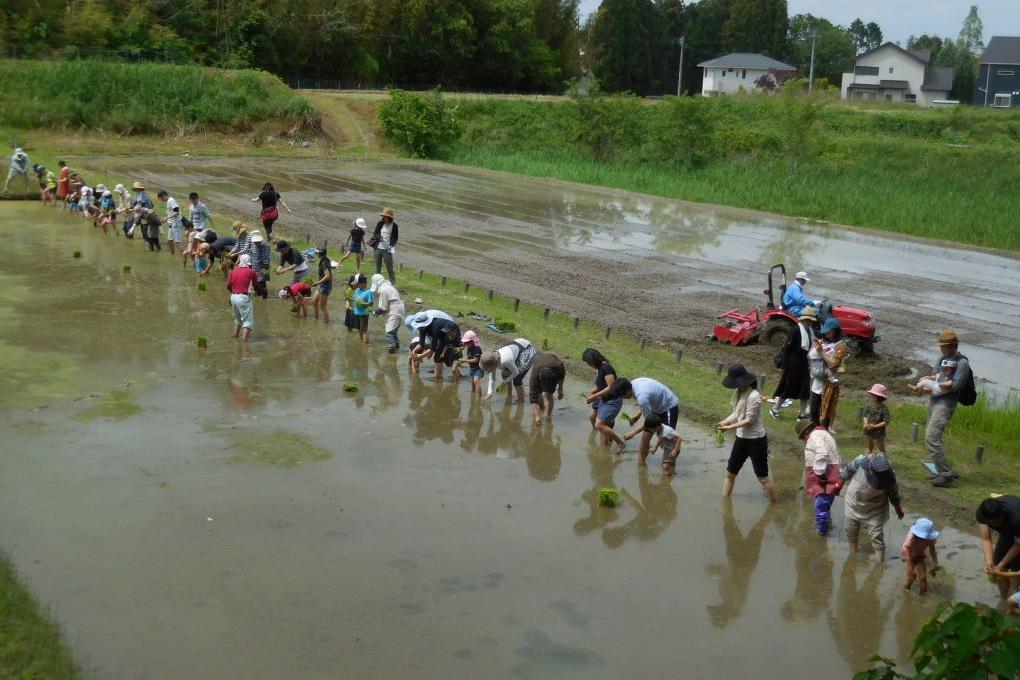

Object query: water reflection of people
[369,354,402,418]
[779,508,834,622]
[706,499,774,628]
[827,556,893,670]
[475,402,528,458]
[525,423,562,481]
[601,467,677,549]
[405,376,463,446]
[575,444,623,537]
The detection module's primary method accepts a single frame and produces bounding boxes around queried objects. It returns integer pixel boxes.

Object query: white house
[698,53,796,96]
[840,42,953,106]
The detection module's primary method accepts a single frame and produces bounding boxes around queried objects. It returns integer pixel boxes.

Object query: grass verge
[0,554,82,679]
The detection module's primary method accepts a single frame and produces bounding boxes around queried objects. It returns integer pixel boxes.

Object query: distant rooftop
[980,36,1020,64]
[697,53,796,71]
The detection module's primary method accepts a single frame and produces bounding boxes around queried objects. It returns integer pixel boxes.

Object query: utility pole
[676,36,686,96]
[807,28,820,94]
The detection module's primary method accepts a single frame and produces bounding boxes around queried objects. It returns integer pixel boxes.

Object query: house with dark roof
[974,36,1020,108]
[840,42,953,106]
[697,53,796,96]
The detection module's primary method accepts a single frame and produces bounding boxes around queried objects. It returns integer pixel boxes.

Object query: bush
[377,89,462,158]
[854,601,1020,679]
[568,85,644,162]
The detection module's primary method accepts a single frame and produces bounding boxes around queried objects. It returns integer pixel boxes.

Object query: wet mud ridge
[95,155,1020,392]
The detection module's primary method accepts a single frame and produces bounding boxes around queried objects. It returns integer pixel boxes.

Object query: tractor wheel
[760,319,793,348]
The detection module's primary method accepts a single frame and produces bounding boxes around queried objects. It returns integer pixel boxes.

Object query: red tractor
[713,264,878,353]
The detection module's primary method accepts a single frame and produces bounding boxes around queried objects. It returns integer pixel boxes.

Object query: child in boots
[797,419,843,536]
[902,517,940,594]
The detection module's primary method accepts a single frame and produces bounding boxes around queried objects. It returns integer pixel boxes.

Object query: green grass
[444,96,1020,252]
[0,60,319,135]
[0,555,82,679]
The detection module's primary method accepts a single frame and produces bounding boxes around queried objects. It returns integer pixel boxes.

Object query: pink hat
[868,383,888,399]
[461,330,480,346]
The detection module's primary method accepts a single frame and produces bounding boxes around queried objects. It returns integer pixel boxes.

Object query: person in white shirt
[479,339,537,405]
[371,274,405,352]
[717,363,776,503]
[156,190,183,255]
[643,415,684,476]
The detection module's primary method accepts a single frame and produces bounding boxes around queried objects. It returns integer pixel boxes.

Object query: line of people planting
[34,153,1019,612]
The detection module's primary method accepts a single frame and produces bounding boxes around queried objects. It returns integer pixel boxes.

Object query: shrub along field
[379,90,1020,252]
[0,60,319,135]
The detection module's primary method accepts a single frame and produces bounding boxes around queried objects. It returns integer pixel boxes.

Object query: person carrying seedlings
[901,517,940,594]
[479,338,537,405]
[796,419,843,536]
[249,231,272,299]
[718,364,776,503]
[371,273,404,352]
[925,330,972,488]
[643,414,684,476]
[311,242,333,323]
[528,352,565,425]
[156,190,184,256]
[841,452,904,562]
[770,307,817,420]
[279,281,312,316]
[977,495,1020,600]
[612,377,680,465]
[460,330,484,393]
[583,348,627,452]
[350,273,374,343]
[227,254,259,343]
[98,190,118,236]
[862,384,890,454]
[274,240,309,284]
[229,221,253,262]
[371,207,399,283]
[339,218,368,272]
[250,182,290,241]
[4,147,30,193]
[134,207,163,252]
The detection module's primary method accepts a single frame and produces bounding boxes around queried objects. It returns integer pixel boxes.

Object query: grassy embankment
[445,95,1020,252]
[0,556,82,679]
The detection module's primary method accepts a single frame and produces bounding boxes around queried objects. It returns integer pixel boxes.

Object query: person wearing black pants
[372,207,399,283]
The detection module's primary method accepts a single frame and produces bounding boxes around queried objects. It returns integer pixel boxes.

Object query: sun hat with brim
[794,271,810,282]
[722,363,756,389]
[909,517,940,541]
[867,383,888,399]
[937,329,959,346]
[250,231,264,243]
[408,312,431,329]
[131,181,145,191]
[794,419,815,439]
[355,218,368,229]
[462,330,480,346]
[799,307,818,321]
[370,273,386,292]
[380,207,395,218]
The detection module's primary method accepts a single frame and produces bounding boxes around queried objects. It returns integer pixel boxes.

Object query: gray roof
[980,36,1020,64]
[922,66,954,92]
[857,42,929,64]
[880,80,909,89]
[697,53,796,70]
[908,49,931,63]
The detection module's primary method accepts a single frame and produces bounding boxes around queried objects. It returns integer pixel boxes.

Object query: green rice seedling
[303,276,314,285]
[73,251,81,258]
[495,319,516,332]
[122,265,131,273]
[343,383,359,393]
[598,487,620,508]
[542,338,549,350]
[715,430,725,446]
[196,336,207,348]
[197,281,207,291]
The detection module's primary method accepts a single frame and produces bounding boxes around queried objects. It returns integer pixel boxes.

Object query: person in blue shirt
[782,271,821,317]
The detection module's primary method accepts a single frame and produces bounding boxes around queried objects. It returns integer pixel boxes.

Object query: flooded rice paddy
[0,200,1004,679]
[79,155,1020,394]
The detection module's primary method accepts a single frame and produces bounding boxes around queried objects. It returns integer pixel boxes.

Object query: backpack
[958,354,977,406]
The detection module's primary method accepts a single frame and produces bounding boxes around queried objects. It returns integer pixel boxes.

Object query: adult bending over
[841,452,904,561]
[529,353,565,425]
[718,364,776,503]
[479,338,537,405]
[611,377,679,465]
[977,495,1020,599]
[408,310,461,379]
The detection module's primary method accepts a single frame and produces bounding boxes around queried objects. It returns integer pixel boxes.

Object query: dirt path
[86,155,1020,396]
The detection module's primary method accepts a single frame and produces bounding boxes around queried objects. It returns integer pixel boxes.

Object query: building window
[885,94,893,101]
[998,69,1015,76]
[854,66,879,76]
[905,94,917,103]
[888,67,894,74]
[741,69,747,79]
[994,94,1012,108]
[721,69,725,77]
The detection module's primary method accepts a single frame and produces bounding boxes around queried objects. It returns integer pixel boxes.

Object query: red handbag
[260,205,279,222]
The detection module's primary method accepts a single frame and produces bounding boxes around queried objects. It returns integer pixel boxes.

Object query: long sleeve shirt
[485,339,534,397]
[930,352,972,407]
[843,455,902,522]
[803,428,841,474]
[782,280,814,316]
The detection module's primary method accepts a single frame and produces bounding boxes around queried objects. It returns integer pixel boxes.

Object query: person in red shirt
[227,254,259,342]
[279,281,311,317]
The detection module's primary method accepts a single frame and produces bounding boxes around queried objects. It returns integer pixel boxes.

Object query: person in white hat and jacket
[782,271,821,318]
[371,273,404,352]
[4,147,31,193]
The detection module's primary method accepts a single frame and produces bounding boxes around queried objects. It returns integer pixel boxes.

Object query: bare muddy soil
[86,155,1019,398]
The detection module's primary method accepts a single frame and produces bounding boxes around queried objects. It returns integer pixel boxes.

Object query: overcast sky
[577,1,1017,46]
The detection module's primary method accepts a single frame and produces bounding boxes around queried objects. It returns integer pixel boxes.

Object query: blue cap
[910,517,940,540]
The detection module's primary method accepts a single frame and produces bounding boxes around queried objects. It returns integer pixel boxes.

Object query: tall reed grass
[0,60,319,134]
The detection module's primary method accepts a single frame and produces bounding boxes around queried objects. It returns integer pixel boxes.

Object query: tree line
[0,0,985,100]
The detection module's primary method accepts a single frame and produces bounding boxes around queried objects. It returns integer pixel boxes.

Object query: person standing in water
[275,240,309,284]
[611,377,680,465]
[311,242,333,324]
[250,230,272,299]
[371,208,398,283]
[251,182,291,241]
[479,338,537,405]
[156,190,183,256]
[227,254,259,343]
[4,147,31,193]
[371,273,404,352]
[350,273,373,343]
[583,348,627,452]
[718,364,777,503]
[528,352,565,425]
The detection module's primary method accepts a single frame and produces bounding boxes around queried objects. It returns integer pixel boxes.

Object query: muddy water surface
[80,156,1020,394]
[0,203,1002,679]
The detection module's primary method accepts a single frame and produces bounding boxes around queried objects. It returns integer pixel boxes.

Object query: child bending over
[634,414,683,476]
